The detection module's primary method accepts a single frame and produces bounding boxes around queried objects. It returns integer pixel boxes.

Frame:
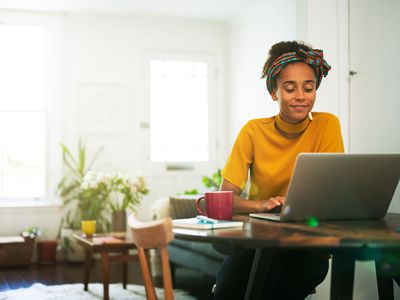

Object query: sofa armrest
[150,197,171,220]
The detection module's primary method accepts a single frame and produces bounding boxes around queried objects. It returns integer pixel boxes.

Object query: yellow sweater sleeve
[221,122,254,190]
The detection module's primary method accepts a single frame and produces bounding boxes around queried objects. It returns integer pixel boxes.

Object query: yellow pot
[81,220,97,236]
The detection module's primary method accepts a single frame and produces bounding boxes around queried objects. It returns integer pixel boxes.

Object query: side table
[73,233,139,300]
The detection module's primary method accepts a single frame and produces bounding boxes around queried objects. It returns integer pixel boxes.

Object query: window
[149,59,210,163]
[0,15,60,201]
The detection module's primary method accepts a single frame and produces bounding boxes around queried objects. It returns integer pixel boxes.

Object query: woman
[215,41,344,299]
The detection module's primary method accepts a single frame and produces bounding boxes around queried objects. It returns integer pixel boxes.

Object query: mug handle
[195,196,206,216]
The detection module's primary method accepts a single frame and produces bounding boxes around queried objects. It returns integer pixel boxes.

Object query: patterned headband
[265,49,331,94]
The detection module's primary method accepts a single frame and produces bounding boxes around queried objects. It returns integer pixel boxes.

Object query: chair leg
[160,246,174,300]
[122,249,128,289]
[137,247,157,300]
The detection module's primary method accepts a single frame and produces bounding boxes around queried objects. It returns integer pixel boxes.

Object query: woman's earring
[308,112,313,121]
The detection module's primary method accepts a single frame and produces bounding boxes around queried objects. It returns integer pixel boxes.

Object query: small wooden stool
[129,215,174,300]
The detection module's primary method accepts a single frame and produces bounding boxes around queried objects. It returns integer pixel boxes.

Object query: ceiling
[0,0,262,21]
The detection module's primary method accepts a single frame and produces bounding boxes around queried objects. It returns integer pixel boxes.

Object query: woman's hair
[261,41,313,91]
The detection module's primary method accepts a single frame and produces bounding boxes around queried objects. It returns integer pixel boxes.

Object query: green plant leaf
[183,189,199,195]
[87,146,104,171]
[77,139,86,176]
[60,143,80,177]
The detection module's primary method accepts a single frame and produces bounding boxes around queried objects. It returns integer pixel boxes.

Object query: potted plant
[58,140,108,231]
[21,226,41,239]
[202,169,222,191]
[81,170,149,232]
[57,140,109,260]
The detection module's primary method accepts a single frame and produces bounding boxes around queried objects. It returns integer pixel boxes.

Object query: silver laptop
[250,153,400,222]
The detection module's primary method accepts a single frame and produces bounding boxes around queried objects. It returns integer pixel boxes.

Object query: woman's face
[270,62,316,124]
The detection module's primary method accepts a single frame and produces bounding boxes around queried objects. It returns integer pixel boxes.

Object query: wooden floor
[0,262,84,291]
[0,261,215,300]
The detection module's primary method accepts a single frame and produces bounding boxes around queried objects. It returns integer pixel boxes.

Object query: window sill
[0,200,62,209]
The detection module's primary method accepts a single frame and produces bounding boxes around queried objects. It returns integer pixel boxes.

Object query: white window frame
[141,52,219,176]
[0,12,63,205]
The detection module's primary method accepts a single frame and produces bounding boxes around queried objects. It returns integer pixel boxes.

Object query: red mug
[195,191,234,221]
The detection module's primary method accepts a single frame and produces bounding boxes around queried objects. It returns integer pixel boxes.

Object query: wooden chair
[128,215,174,300]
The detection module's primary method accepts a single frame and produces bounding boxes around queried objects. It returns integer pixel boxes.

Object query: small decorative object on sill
[112,210,127,233]
[81,220,97,237]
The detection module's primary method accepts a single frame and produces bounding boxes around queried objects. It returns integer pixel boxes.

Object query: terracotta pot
[37,240,58,265]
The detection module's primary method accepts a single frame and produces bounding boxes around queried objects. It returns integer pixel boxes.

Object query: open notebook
[173,217,243,230]
[250,153,400,222]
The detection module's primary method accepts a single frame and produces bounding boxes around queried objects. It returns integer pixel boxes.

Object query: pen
[196,215,219,223]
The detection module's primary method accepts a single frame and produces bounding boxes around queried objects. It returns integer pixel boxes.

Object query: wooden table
[73,233,139,300]
[173,213,400,300]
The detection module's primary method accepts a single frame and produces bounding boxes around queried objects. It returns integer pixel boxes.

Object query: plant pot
[81,220,97,237]
[112,210,127,232]
[60,228,84,262]
[37,240,58,265]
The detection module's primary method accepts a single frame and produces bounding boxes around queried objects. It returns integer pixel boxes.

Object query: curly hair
[261,41,313,91]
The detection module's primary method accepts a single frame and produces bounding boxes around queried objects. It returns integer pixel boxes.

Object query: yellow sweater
[222,112,344,200]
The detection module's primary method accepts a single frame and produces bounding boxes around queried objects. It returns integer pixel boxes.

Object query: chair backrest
[128,215,174,300]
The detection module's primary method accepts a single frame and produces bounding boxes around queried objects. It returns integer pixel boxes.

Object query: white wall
[298,0,349,150]
[63,13,227,169]
[0,204,61,238]
[226,0,297,149]
[349,0,400,155]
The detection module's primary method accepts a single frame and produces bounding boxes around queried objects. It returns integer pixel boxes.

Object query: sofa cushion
[168,240,225,277]
[151,195,205,220]
[169,195,206,219]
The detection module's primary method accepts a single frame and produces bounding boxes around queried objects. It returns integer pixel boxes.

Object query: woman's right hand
[259,196,285,212]
[220,178,286,214]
